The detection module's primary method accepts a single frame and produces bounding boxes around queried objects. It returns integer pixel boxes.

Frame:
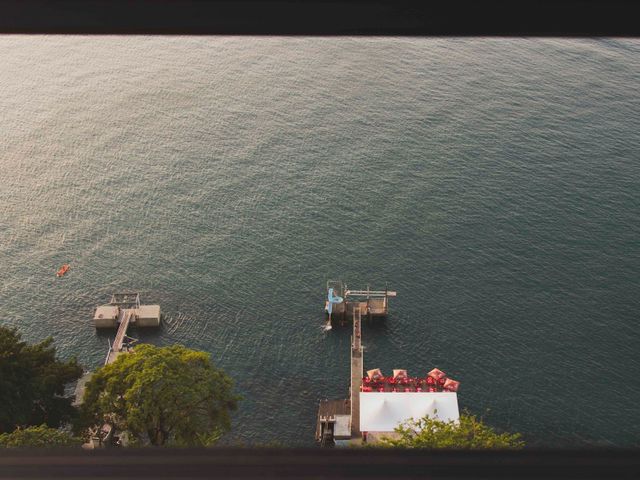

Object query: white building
[360,392,460,442]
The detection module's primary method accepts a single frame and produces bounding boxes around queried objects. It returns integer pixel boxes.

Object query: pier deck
[350,307,363,437]
[325,282,397,321]
[315,399,350,444]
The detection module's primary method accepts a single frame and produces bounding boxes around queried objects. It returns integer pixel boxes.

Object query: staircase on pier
[105,309,135,365]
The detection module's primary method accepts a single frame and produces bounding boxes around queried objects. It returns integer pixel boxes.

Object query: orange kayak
[56,264,70,277]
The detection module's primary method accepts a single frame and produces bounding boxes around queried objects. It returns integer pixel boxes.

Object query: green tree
[380,411,525,449]
[0,424,81,448]
[0,326,83,433]
[80,344,239,446]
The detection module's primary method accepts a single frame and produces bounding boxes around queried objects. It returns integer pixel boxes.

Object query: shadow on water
[326,315,390,337]
[362,316,390,335]
[94,328,116,341]
[131,326,165,345]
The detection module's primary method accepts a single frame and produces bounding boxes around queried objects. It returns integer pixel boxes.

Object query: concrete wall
[93,305,119,328]
[135,305,161,327]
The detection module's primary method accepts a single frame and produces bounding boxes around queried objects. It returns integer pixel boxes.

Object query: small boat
[56,264,70,277]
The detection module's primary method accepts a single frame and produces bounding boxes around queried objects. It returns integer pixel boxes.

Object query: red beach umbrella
[443,378,460,392]
[428,368,447,381]
[393,369,408,380]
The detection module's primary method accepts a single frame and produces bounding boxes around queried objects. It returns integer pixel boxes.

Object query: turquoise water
[1,36,639,446]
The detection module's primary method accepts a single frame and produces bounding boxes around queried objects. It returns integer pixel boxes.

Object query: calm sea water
[1,36,639,447]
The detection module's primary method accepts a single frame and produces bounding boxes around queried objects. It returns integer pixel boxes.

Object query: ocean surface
[1,36,639,447]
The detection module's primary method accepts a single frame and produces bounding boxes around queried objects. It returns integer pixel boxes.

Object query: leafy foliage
[0,326,83,433]
[80,344,239,446]
[380,410,525,449]
[0,424,81,448]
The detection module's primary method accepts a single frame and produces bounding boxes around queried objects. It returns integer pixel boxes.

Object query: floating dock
[324,280,396,323]
[93,293,161,365]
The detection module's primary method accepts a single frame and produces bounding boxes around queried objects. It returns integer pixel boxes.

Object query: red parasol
[428,368,447,381]
[443,378,460,392]
[393,369,408,380]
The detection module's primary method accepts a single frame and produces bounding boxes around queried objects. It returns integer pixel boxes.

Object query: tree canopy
[80,344,239,446]
[0,424,81,448]
[0,326,83,433]
[379,411,525,449]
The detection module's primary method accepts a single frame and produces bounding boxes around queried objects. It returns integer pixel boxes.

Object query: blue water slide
[326,287,344,315]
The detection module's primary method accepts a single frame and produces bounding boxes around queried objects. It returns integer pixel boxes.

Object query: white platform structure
[360,392,460,434]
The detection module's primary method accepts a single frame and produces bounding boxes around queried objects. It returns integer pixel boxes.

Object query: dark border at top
[1,0,639,35]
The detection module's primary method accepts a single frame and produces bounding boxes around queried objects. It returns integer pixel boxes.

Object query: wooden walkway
[350,307,363,437]
[106,309,133,365]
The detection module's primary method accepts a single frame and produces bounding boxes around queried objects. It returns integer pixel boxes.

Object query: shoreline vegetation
[0,326,82,436]
[79,344,239,447]
[375,412,524,449]
[0,325,522,449]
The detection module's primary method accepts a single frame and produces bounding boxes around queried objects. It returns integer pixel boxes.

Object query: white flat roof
[334,414,351,438]
[94,305,118,319]
[137,304,160,317]
[360,392,459,433]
